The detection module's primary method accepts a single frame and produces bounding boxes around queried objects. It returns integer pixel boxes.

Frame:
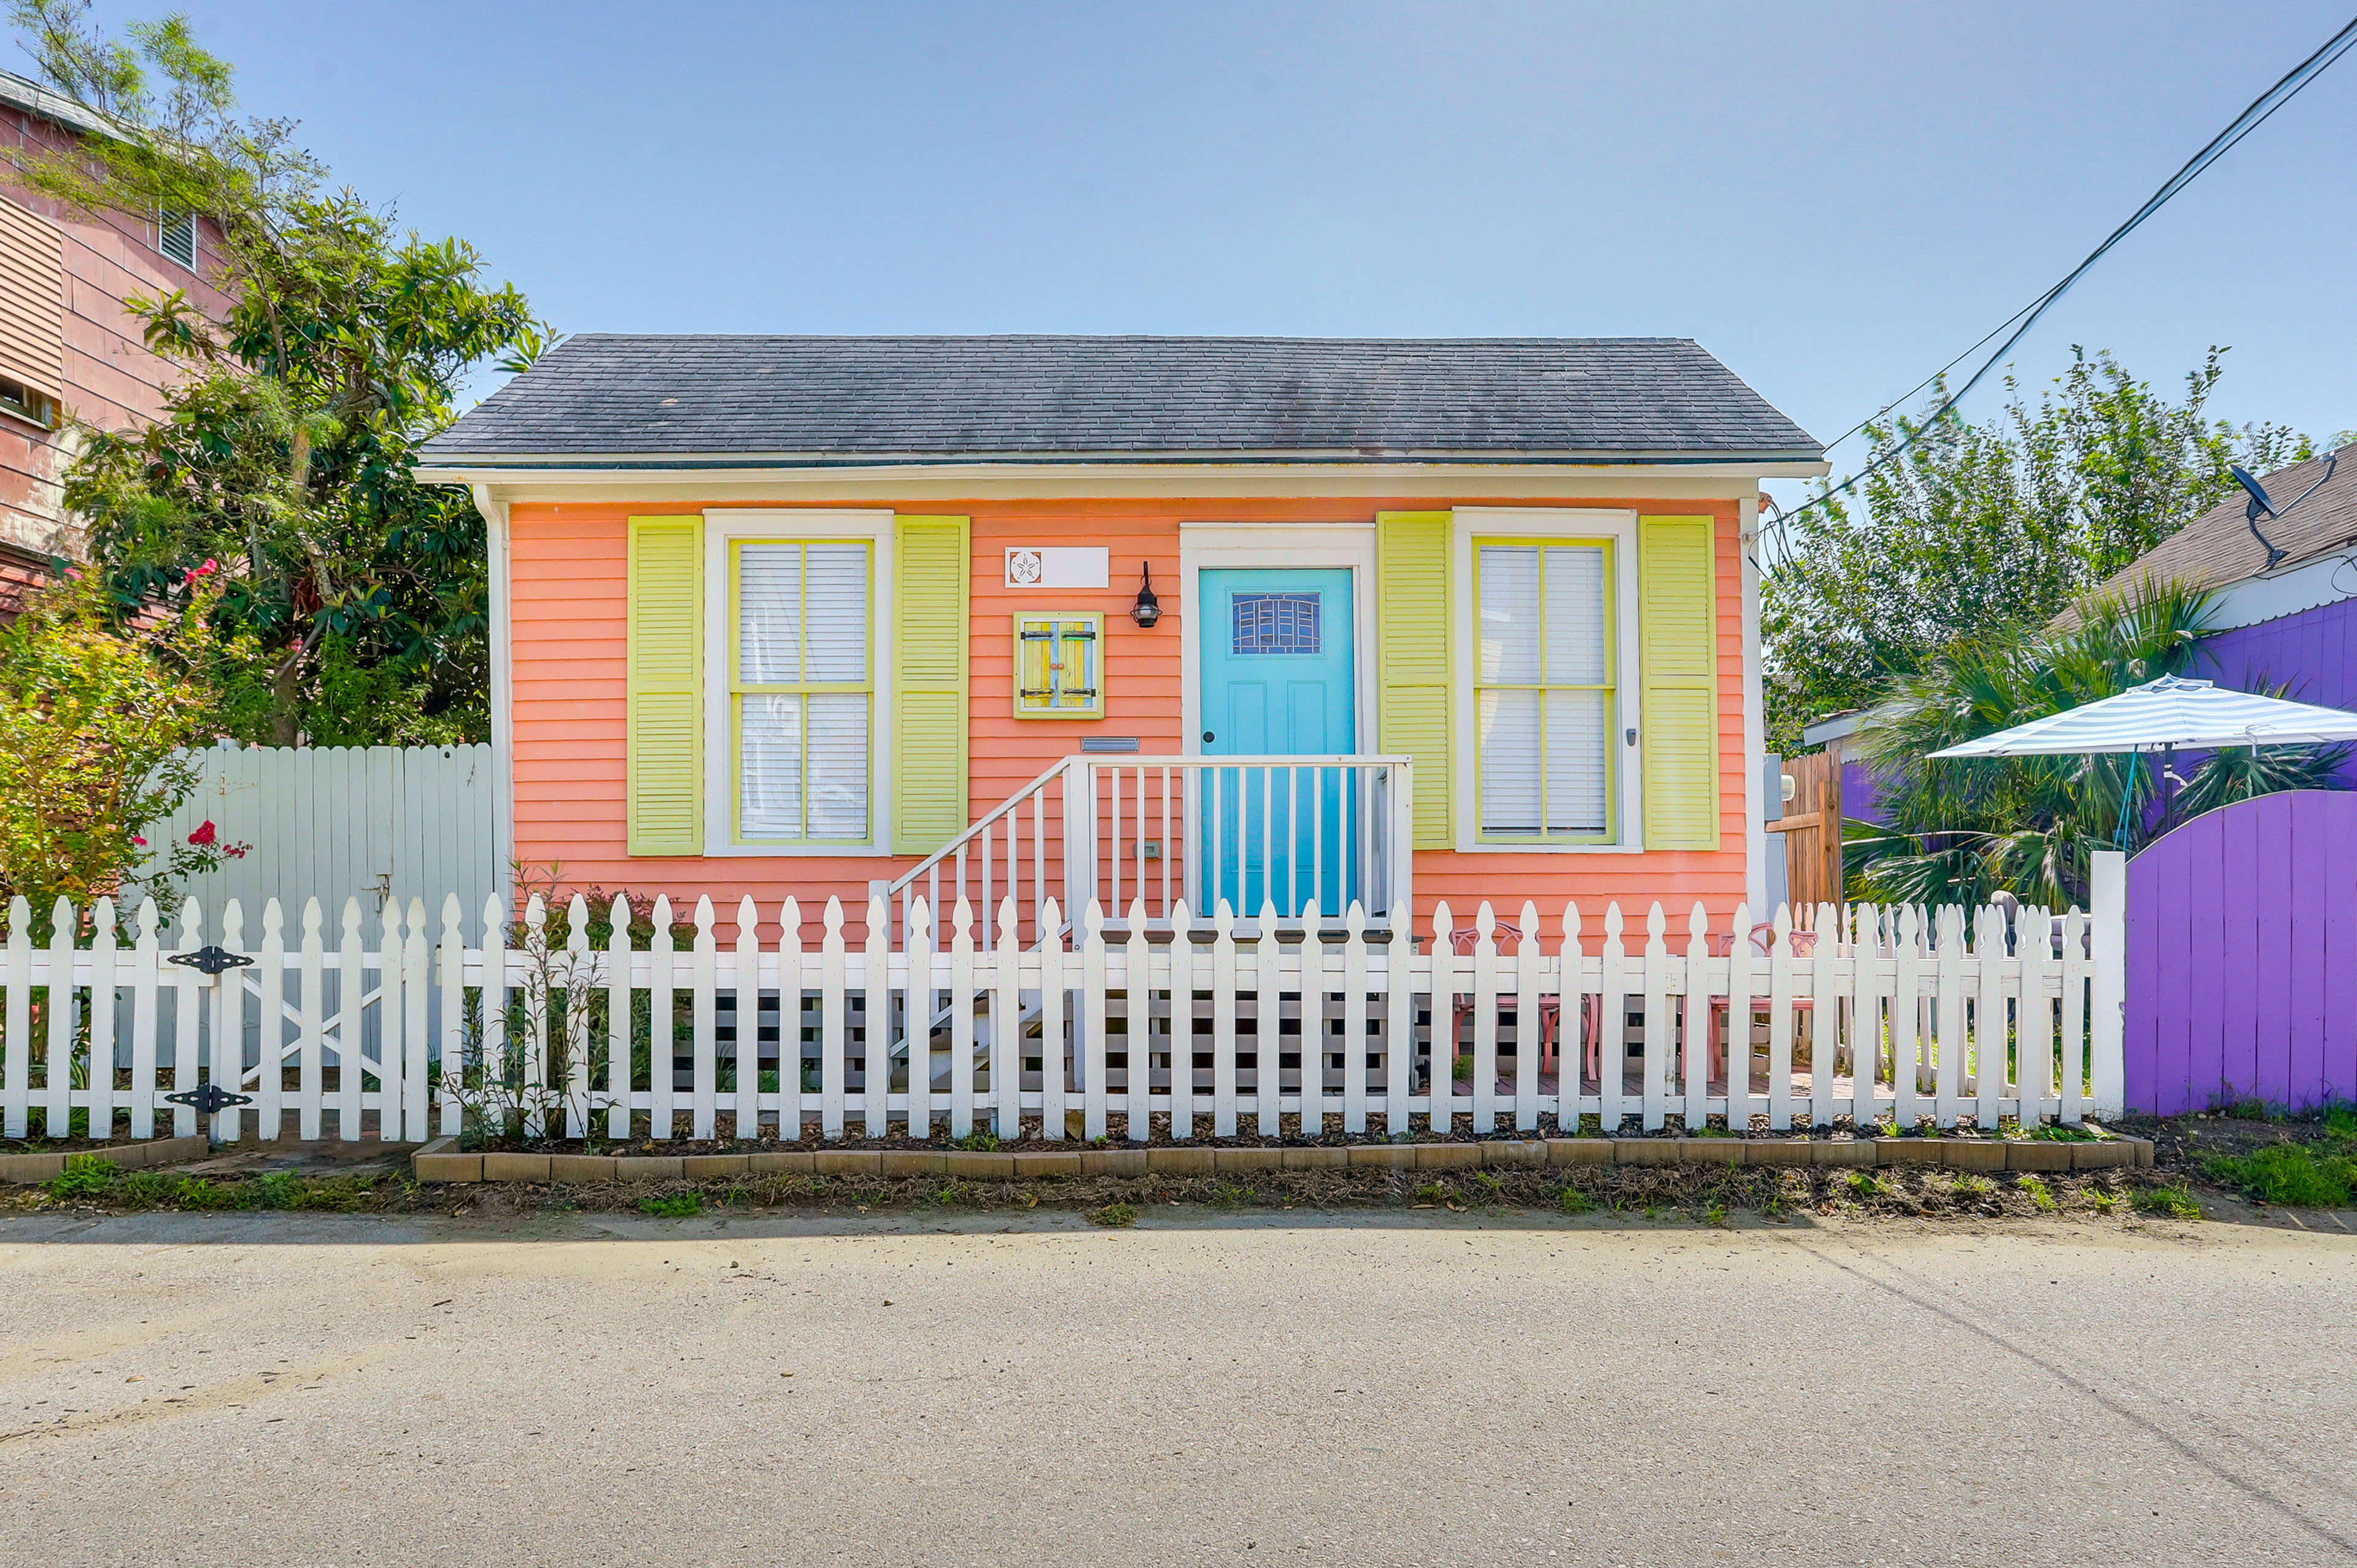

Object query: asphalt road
[1,1206,2351,1567]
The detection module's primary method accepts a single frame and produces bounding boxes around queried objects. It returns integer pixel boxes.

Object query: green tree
[1847,581,2349,908]
[6,1,544,744]
[1763,349,2311,750]
[0,568,239,913]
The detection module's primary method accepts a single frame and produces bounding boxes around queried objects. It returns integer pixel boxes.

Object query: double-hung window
[732,541,873,844]
[1474,540,1614,841]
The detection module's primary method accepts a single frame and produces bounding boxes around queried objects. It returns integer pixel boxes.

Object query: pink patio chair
[1705,924,1819,1094]
[1444,923,1598,1093]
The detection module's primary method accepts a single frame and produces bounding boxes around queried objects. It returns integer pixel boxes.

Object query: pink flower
[182,559,217,584]
[188,821,217,846]
[131,835,146,846]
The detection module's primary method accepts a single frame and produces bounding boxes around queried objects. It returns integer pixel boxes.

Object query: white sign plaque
[1003,546,1109,589]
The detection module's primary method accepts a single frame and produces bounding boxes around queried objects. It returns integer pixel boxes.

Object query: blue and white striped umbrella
[1928,675,2357,758]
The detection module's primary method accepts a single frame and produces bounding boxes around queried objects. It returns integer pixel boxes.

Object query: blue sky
[26,1,2356,496]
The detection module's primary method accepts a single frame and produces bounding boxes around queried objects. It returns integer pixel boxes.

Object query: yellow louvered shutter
[1638,516,1719,849]
[892,515,970,854]
[626,515,704,855]
[1377,511,1453,849]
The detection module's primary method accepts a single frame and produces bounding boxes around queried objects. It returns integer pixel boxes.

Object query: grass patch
[1557,1184,1592,1215]
[2201,1143,2356,1207]
[637,1192,702,1218]
[2132,1181,2202,1219]
[1088,1201,1137,1227]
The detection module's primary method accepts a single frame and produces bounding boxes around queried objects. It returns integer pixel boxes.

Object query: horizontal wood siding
[0,108,233,555]
[508,498,1750,941]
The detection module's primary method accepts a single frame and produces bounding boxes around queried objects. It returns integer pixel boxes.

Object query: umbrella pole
[2113,749,2141,851]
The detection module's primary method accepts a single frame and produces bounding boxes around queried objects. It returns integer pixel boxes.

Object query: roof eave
[416,448,1829,477]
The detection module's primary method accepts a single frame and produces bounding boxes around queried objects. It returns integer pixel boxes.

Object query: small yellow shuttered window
[1636,516,1720,849]
[626,516,705,855]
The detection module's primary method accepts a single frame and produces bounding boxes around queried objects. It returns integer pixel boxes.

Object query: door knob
[1202,730,1215,743]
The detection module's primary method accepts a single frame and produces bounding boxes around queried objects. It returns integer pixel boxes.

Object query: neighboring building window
[158,209,196,269]
[1474,541,1613,840]
[0,373,54,428]
[733,541,872,843]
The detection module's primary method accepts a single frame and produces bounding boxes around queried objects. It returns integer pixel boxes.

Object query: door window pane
[1231,592,1322,655]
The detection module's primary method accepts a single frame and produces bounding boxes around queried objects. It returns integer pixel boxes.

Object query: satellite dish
[2230,464,2276,520]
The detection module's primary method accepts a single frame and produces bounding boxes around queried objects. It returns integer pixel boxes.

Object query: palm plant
[1847,579,2351,908]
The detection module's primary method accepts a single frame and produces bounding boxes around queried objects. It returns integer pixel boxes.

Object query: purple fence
[2126,789,2357,1114]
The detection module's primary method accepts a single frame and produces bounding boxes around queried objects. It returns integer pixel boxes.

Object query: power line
[1769,14,2357,562]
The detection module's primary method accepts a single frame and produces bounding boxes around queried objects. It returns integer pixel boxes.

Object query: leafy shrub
[0,570,240,911]
[2022,1122,2102,1141]
[118,1169,173,1206]
[2202,1143,2356,1207]
[1088,1202,1136,1227]
[171,1177,242,1210]
[1557,1184,1592,1215]
[47,1153,115,1197]
[953,1131,1002,1153]
[2017,1173,2057,1212]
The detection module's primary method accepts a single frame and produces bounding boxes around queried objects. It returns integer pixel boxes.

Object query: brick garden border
[412,1134,2154,1185]
[0,1134,212,1185]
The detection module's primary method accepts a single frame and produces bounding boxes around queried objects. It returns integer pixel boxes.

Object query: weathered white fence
[0,870,2126,1145]
[152,740,496,917]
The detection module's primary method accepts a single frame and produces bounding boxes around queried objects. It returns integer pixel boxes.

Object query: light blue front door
[1198,568,1357,917]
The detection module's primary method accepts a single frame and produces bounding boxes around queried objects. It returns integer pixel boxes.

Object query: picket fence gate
[0,863,2126,1145]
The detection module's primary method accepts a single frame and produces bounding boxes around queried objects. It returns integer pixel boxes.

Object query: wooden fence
[152,740,497,917]
[0,859,2126,1145]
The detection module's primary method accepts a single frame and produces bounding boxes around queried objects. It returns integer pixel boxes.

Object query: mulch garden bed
[6,1147,2189,1224]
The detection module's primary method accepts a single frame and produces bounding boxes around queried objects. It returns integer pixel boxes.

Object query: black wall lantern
[1131,562,1161,628]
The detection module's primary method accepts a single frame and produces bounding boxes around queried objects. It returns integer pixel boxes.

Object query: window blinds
[1476,543,1609,838]
[737,543,871,841]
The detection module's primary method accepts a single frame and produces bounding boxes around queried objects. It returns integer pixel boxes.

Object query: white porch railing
[883,755,1413,949]
[0,858,2127,1145]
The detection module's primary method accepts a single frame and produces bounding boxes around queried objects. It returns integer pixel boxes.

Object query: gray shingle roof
[420,334,1819,464]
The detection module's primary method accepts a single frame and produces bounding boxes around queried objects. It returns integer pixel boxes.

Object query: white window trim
[1177,521,1379,760]
[1451,507,1645,854]
[701,508,896,857]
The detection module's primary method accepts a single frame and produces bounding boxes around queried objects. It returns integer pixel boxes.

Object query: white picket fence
[0,860,2126,1145]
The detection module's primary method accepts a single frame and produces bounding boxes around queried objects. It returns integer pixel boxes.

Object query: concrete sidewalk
[1,1209,2350,1566]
